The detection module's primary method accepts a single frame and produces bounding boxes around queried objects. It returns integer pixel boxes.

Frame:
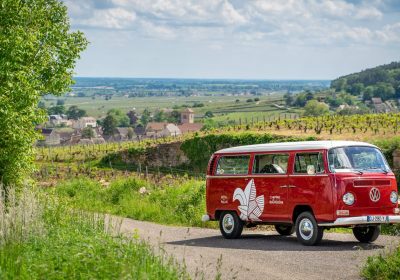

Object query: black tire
[275,225,295,236]
[219,211,243,239]
[295,211,324,246]
[352,226,380,243]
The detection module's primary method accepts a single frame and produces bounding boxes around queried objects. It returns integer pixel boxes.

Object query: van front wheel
[295,212,324,246]
[353,226,380,243]
[219,211,243,239]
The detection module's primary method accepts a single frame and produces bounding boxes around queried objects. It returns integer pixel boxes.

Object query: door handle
[280,185,296,188]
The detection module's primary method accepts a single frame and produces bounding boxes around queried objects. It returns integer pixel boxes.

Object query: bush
[361,247,400,280]
[53,177,207,227]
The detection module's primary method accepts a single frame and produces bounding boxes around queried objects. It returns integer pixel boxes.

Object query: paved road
[117,218,400,280]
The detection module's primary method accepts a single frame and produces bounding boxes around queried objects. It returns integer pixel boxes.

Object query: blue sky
[65,0,400,79]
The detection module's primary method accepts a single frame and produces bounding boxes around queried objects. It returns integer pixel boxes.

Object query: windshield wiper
[364,167,389,174]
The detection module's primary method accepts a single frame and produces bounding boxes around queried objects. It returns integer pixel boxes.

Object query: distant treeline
[70,77,330,97]
[331,61,400,101]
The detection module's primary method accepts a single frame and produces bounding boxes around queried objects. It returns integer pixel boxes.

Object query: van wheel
[219,211,243,239]
[353,226,380,243]
[275,225,295,236]
[295,212,324,246]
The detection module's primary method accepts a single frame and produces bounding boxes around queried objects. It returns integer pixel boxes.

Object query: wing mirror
[307,165,316,175]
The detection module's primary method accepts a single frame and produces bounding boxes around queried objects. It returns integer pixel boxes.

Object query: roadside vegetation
[52,177,207,227]
[362,247,400,280]
[0,187,188,279]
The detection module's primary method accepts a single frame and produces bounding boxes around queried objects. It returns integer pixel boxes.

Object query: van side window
[253,154,289,174]
[216,155,249,175]
[294,152,325,173]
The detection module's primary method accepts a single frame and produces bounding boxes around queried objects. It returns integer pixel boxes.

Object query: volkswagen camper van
[202,141,400,245]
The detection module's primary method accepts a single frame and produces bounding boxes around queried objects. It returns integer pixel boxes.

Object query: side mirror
[307,165,316,175]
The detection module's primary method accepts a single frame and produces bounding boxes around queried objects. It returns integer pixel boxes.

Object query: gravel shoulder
[118,218,400,280]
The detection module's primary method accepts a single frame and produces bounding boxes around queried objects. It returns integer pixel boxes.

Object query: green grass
[43,93,289,118]
[0,188,188,279]
[361,246,400,280]
[52,176,208,227]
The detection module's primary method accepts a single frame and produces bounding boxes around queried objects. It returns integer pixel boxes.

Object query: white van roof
[215,140,378,154]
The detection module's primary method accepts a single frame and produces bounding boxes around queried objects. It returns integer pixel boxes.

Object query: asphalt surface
[117,218,400,280]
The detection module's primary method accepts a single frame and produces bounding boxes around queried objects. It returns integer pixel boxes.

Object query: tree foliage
[0,0,87,186]
[304,100,329,117]
[331,61,400,101]
[66,105,86,120]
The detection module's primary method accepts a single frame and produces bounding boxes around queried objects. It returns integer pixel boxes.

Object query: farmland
[42,92,294,120]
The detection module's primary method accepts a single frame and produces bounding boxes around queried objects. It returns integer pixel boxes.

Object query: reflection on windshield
[328,146,390,172]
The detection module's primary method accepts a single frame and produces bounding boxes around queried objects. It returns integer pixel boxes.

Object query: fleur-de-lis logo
[233,179,264,221]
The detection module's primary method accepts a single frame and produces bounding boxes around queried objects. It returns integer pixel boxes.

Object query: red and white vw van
[202,141,400,245]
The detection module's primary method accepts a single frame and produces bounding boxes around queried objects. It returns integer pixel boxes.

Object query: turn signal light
[337,210,350,216]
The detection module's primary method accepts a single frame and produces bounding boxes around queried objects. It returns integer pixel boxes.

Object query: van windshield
[328,146,390,173]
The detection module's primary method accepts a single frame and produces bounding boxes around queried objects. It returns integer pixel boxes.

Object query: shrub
[361,247,400,280]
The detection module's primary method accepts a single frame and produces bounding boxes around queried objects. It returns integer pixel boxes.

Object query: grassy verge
[0,187,188,279]
[361,246,400,280]
[52,176,208,227]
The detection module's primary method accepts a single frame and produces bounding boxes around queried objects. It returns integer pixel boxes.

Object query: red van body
[203,141,400,245]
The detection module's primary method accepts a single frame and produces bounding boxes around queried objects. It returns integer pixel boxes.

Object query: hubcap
[222,214,235,234]
[299,218,314,240]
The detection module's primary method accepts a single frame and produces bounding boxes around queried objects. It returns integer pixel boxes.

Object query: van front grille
[353,180,391,187]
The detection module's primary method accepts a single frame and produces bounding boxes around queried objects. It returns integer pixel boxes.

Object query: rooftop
[215,140,377,154]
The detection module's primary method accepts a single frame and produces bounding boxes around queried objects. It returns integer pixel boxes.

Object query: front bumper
[318,215,400,227]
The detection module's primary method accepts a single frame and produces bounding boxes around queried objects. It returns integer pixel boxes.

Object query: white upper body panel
[215,140,378,154]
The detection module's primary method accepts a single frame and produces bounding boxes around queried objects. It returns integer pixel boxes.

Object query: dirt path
[118,218,400,280]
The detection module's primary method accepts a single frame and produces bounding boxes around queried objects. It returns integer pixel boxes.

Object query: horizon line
[73,76,332,81]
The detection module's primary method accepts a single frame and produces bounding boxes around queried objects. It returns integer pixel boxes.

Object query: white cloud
[80,8,136,29]
[64,0,399,47]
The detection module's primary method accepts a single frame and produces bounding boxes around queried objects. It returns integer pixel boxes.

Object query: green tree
[107,109,129,127]
[66,105,86,120]
[167,110,180,123]
[284,92,294,106]
[127,127,134,139]
[102,115,117,136]
[204,111,214,118]
[56,99,65,106]
[153,111,166,122]
[140,109,151,126]
[304,100,329,116]
[0,0,87,186]
[373,82,395,101]
[81,127,95,139]
[47,105,65,115]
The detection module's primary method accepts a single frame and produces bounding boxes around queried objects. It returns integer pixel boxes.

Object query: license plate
[367,216,389,223]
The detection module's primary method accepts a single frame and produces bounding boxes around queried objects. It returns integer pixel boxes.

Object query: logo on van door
[233,179,265,221]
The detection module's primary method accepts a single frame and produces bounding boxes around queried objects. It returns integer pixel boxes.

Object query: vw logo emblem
[369,188,380,202]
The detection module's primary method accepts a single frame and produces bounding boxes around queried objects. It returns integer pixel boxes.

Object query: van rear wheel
[275,225,295,236]
[295,212,324,246]
[219,211,243,239]
[353,226,380,243]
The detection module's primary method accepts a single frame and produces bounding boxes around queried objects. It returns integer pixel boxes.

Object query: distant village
[37,108,203,146]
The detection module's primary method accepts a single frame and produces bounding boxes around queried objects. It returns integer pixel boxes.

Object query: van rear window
[216,155,249,175]
[253,154,289,174]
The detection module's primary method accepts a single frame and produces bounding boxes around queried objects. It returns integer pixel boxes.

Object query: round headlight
[343,193,355,205]
[390,191,398,204]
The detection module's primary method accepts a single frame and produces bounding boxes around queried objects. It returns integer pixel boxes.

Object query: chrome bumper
[319,215,400,227]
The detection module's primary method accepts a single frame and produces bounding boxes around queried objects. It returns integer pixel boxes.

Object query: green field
[43,92,295,120]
